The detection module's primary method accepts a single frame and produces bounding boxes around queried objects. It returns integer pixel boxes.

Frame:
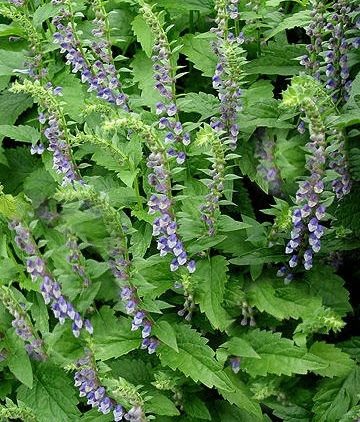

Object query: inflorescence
[9,220,93,338]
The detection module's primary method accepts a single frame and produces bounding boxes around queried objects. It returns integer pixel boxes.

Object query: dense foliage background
[0,0,359,420]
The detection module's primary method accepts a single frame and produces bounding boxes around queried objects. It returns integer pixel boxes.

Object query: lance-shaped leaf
[194,256,232,331]
[157,324,233,392]
[239,329,326,377]
[309,342,356,378]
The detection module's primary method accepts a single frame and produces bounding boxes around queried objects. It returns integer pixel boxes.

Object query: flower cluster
[74,354,124,420]
[198,127,226,235]
[240,301,256,327]
[0,287,46,360]
[255,139,282,197]
[301,0,360,102]
[282,100,327,279]
[74,353,147,421]
[174,274,195,321]
[328,129,351,198]
[211,0,244,150]
[140,2,190,162]
[300,0,325,78]
[66,232,90,287]
[109,248,158,355]
[104,116,195,275]
[0,3,45,79]
[9,220,92,338]
[10,80,82,187]
[52,6,128,111]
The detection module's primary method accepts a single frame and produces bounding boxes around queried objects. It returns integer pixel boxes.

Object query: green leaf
[0,50,27,76]
[158,324,233,392]
[53,72,86,122]
[194,256,232,330]
[145,390,180,416]
[17,363,81,421]
[152,320,178,352]
[131,51,162,108]
[23,167,57,208]
[348,148,360,181]
[4,328,33,389]
[244,43,304,75]
[218,368,263,419]
[181,33,217,77]
[334,184,360,237]
[265,11,311,39]
[312,367,360,422]
[0,193,17,218]
[131,15,153,57]
[309,342,356,378]
[337,337,360,362]
[217,215,252,232]
[0,125,40,143]
[229,247,286,265]
[182,395,211,420]
[246,271,322,320]
[307,266,352,317]
[92,306,141,361]
[218,337,260,359]
[0,91,32,126]
[32,3,60,29]
[177,92,219,121]
[240,329,326,377]
[152,0,214,12]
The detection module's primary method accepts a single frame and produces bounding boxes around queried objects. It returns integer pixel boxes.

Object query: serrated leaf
[181,33,217,77]
[92,306,141,361]
[194,256,232,330]
[240,329,326,377]
[246,271,322,320]
[0,125,40,143]
[17,363,80,421]
[157,324,233,392]
[0,91,32,126]
[218,337,260,359]
[309,342,356,378]
[218,368,263,419]
[312,367,360,422]
[307,266,352,317]
[177,92,219,121]
[4,328,33,389]
[244,43,304,75]
[32,3,60,29]
[182,395,211,420]
[131,15,153,57]
[145,390,180,416]
[152,320,178,352]
[338,337,360,362]
[23,167,57,208]
[265,11,311,39]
